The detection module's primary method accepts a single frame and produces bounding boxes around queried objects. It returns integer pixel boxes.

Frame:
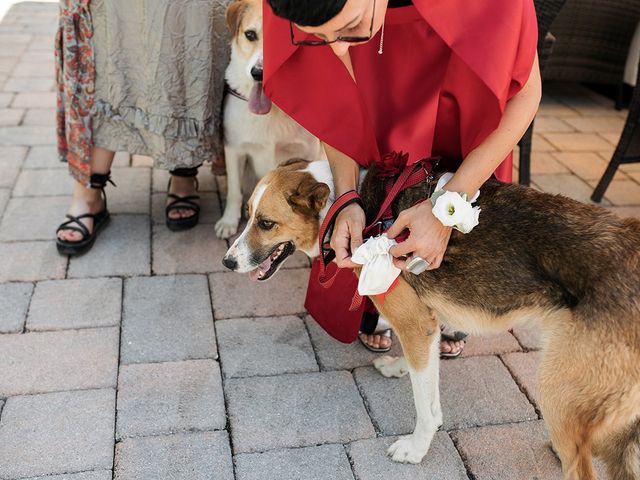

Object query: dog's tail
[600,419,640,480]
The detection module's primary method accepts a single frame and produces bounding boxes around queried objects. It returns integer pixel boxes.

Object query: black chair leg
[591,156,621,202]
[518,122,534,186]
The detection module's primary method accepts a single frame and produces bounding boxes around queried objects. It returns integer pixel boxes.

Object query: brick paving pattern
[1,2,638,479]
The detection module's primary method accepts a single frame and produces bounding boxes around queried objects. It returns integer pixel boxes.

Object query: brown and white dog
[223,158,640,480]
[216,0,325,239]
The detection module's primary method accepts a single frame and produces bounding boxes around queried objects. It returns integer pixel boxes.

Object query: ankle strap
[89,171,116,189]
[170,166,200,178]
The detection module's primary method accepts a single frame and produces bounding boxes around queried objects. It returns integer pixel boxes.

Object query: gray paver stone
[352,366,414,435]
[348,432,468,480]
[0,145,27,187]
[354,356,537,435]
[440,356,538,429]
[27,277,122,330]
[108,167,150,214]
[11,92,56,108]
[21,472,112,480]
[0,188,9,216]
[152,224,230,274]
[532,174,607,205]
[0,125,55,145]
[512,324,543,350]
[210,269,308,319]
[461,332,521,357]
[0,328,118,396]
[0,282,33,333]
[0,195,70,241]
[13,168,73,196]
[116,359,226,439]
[0,93,14,108]
[0,107,24,126]
[226,371,375,453]
[114,431,233,480]
[0,389,115,479]
[501,351,541,407]
[217,316,318,378]
[235,444,354,480]
[451,421,562,480]
[3,76,54,92]
[68,215,150,278]
[121,275,216,363]
[23,145,62,168]
[0,241,67,282]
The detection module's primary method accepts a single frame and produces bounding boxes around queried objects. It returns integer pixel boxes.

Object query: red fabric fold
[263,0,537,181]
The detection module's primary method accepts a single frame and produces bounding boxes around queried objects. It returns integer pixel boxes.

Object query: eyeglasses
[289,0,376,46]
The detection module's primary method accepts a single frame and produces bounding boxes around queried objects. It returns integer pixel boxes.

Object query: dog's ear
[287,177,331,215]
[226,0,246,37]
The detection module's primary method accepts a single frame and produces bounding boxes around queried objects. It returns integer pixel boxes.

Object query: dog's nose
[222,256,238,271]
[250,66,263,82]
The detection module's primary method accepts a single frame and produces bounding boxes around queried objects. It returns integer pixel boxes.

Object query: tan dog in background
[216,0,325,239]
[223,158,640,480]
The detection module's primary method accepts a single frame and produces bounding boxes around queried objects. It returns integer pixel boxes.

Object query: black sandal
[166,168,200,232]
[56,172,115,256]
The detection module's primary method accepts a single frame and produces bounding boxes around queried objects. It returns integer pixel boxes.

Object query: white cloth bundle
[351,235,401,296]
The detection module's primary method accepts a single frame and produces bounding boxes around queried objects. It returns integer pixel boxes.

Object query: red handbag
[304,191,369,343]
[304,159,436,343]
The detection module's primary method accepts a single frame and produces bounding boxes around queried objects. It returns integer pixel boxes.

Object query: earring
[378,21,385,54]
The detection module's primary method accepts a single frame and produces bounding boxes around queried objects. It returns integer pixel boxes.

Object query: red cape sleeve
[263,0,538,179]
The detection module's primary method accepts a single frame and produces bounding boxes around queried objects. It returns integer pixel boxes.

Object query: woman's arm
[445,53,542,196]
[388,53,542,269]
[323,141,365,268]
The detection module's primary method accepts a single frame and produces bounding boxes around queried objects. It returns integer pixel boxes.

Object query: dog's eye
[244,30,258,42]
[257,219,275,231]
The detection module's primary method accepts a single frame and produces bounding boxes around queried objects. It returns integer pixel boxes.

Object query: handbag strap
[317,190,363,286]
[363,160,434,237]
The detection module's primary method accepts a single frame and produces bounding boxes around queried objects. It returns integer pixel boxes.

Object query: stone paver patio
[1,2,638,479]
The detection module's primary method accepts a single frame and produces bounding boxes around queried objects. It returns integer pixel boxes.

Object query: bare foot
[167,175,199,220]
[440,337,465,356]
[360,333,393,350]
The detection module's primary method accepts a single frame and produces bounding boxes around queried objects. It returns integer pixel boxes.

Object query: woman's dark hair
[266,0,348,27]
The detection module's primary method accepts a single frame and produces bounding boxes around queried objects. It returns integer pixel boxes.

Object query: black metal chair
[518,0,567,186]
[591,58,640,202]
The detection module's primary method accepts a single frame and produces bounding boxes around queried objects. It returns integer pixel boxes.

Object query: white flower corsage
[430,173,481,234]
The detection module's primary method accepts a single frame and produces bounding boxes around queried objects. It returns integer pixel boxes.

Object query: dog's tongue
[249,257,272,282]
[248,82,272,115]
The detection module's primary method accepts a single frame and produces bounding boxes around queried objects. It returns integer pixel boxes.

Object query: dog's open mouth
[249,242,294,282]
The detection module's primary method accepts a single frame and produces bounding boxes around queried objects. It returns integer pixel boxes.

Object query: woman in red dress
[263,0,541,353]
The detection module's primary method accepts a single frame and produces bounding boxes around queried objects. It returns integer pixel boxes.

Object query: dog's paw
[373,356,408,378]
[387,435,430,464]
[215,216,239,239]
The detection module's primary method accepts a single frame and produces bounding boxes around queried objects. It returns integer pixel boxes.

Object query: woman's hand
[330,203,365,269]
[387,201,452,270]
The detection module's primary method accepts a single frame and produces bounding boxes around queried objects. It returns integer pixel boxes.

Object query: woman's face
[295,0,388,57]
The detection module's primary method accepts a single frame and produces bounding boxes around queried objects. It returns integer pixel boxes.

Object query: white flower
[432,191,474,227]
[457,206,481,233]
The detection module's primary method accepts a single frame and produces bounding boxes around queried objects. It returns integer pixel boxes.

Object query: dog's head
[222,159,332,281]
[226,0,271,114]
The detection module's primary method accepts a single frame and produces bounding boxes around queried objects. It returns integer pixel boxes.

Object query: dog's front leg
[216,147,247,239]
[372,279,441,464]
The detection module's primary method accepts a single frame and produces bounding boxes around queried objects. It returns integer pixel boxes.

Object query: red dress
[263,0,538,181]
